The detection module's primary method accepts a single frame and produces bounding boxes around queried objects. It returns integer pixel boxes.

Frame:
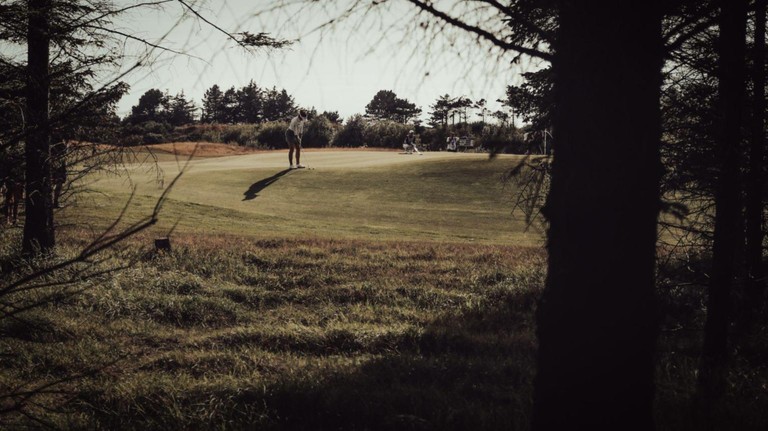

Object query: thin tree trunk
[23,0,55,255]
[741,0,767,334]
[531,1,663,430]
[697,0,748,406]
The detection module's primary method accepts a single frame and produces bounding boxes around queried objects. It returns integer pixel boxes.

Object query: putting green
[67,150,542,245]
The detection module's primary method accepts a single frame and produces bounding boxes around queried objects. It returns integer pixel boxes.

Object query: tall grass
[1,231,544,430]
[1,229,766,430]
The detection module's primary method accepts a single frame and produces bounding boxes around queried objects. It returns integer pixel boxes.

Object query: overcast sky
[113,0,542,122]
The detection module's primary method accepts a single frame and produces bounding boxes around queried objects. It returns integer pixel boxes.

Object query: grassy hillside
[64,150,542,246]
[3,149,765,430]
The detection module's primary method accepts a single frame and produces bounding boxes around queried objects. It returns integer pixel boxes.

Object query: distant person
[447,135,458,151]
[1,144,24,225]
[285,110,308,169]
[403,130,422,155]
[52,140,67,208]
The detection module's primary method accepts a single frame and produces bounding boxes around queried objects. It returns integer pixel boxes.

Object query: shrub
[172,124,205,142]
[303,116,336,148]
[362,120,411,148]
[332,114,365,147]
[140,121,172,135]
[256,121,289,148]
[142,133,165,144]
[221,124,259,147]
[420,127,448,151]
[200,124,224,143]
[476,125,526,154]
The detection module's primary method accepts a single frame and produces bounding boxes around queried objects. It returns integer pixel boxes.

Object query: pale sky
[113,0,542,122]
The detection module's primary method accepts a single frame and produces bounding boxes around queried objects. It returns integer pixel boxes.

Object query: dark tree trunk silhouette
[697,0,748,405]
[532,1,663,430]
[741,0,766,334]
[23,0,55,255]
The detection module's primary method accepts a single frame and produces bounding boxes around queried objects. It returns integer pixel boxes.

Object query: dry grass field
[1,148,765,430]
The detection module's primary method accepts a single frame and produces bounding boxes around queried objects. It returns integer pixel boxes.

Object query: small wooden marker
[154,237,171,252]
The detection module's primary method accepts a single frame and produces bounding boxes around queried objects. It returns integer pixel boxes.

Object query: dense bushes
[332,116,410,148]
[475,125,526,154]
[331,115,365,147]
[119,116,528,153]
[255,122,289,148]
[220,125,259,147]
[362,120,411,148]
[419,127,447,151]
[302,116,336,148]
[417,123,527,153]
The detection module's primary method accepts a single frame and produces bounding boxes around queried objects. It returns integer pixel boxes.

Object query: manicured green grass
[66,151,542,245]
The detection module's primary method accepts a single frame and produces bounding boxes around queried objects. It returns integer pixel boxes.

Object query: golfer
[51,140,67,208]
[285,110,307,169]
[403,130,422,155]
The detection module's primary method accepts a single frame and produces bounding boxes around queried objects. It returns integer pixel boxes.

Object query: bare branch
[175,0,292,50]
[83,25,190,57]
[405,0,553,61]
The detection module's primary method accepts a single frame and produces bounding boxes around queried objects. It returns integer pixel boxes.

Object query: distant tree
[321,110,341,123]
[428,94,455,127]
[451,96,473,124]
[222,86,239,124]
[503,67,554,131]
[167,92,197,126]
[365,90,420,123]
[237,80,263,123]
[393,99,421,124]
[201,84,226,123]
[128,89,169,124]
[491,109,510,125]
[474,98,488,123]
[262,87,296,121]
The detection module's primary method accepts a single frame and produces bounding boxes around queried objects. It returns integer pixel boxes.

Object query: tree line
[119,84,531,153]
[124,85,519,130]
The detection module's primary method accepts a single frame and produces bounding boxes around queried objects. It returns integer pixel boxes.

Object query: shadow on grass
[243,169,292,201]
[84,294,539,430]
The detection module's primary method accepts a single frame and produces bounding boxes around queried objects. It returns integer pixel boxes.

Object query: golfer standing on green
[286,109,307,169]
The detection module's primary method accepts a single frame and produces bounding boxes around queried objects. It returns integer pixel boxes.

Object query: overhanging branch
[405,0,553,61]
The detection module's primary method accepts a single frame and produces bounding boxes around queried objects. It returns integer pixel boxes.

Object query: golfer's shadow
[243,169,292,201]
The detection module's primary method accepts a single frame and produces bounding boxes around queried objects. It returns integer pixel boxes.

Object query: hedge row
[120,118,528,153]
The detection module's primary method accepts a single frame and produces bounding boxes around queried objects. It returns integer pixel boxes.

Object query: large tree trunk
[696,0,748,405]
[696,0,749,407]
[23,0,55,255]
[740,0,767,334]
[531,1,663,430]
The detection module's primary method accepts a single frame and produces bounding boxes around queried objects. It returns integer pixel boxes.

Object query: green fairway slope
[68,150,540,245]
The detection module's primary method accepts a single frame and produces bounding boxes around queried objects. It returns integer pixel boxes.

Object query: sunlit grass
[64,151,543,245]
